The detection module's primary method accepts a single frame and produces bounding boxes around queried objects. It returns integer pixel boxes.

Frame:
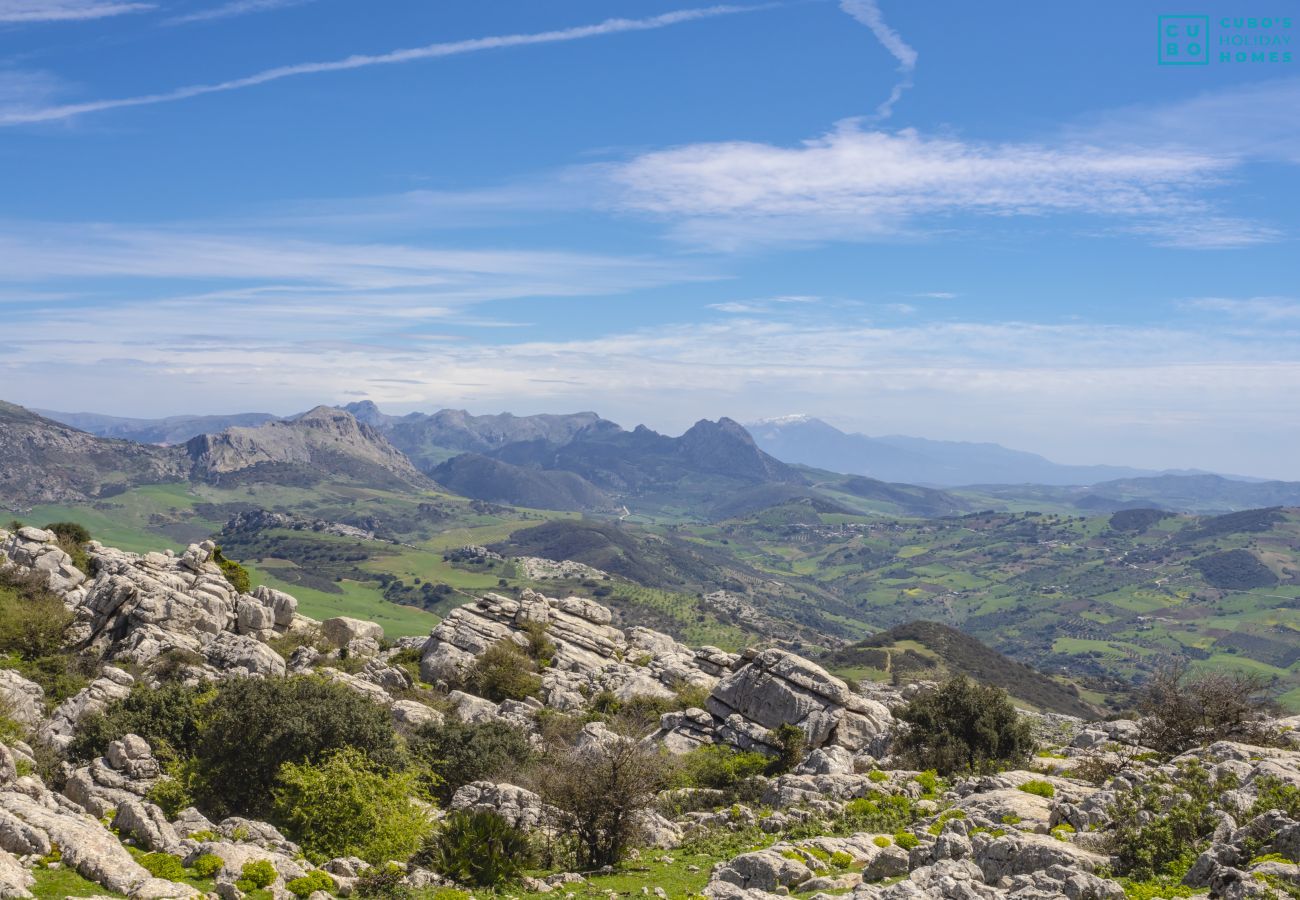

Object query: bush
[896,676,1035,775]
[194,675,400,818]
[467,639,542,702]
[68,682,212,763]
[146,775,194,819]
[44,522,92,574]
[1019,779,1055,798]
[211,547,251,594]
[191,854,223,878]
[676,745,770,792]
[840,794,915,832]
[354,863,411,899]
[272,748,431,865]
[894,831,919,850]
[139,852,186,881]
[408,718,534,805]
[285,870,337,898]
[427,809,530,887]
[1138,659,1274,754]
[767,723,807,775]
[1110,761,1233,881]
[0,568,74,660]
[237,859,277,891]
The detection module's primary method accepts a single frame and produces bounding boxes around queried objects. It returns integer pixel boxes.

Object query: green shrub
[520,620,555,667]
[407,717,534,805]
[830,850,853,868]
[426,809,530,887]
[840,794,915,832]
[146,775,194,819]
[896,677,1035,775]
[285,870,337,898]
[1249,776,1300,819]
[191,854,223,878]
[238,859,277,890]
[913,770,940,796]
[195,675,400,819]
[354,863,411,899]
[1019,779,1056,798]
[68,681,212,763]
[1118,876,1195,899]
[868,769,888,783]
[272,748,431,865]
[1110,761,1233,881]
[677,745,770,792]
[872,836,891,848]
[0,569,74,660]
[44,522,92,574]
[211,547,251,594]
[767,723,807,775]
[467,640,542,703]
[894,831,919,850]
[139,852,187,880]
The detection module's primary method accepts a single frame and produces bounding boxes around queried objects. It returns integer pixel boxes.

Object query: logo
[1159,15,1294,65]
[1159,15,1210,64]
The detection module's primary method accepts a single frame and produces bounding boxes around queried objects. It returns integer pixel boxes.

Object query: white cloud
[166,0,314,25]
[0,0,150,22]
[1185,296,1300,320]
[605,121,1246,248]
[0,4,765,125]
[838,0,916,119]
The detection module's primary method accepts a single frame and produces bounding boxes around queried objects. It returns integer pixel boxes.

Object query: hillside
[963,473,1300,515]
[432,453,613,511]
[0,401,186,509]
[184,406,434,491]
[683,505,1300,709]
[823,620,1100,718]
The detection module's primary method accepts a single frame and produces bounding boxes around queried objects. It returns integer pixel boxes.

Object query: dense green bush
[211,547,251,594]
[427,810,530,887]
[285,869,337,898]
[1110,761,1234,881]
[43,522,92,574]
[676,745,770,792]
[237,859,277,891]
[146,774,195,819]
[273,748,431,864]
[195,675,400,818]
[139,852,187,881]
[1019,779,1055,798]
[69,682,212,763]
[353,863,411,899]
[0,568,74,661]
[191,854,223,879]
[896,676,1034,775]
[467,639,542,702]
[840,794,915,832]
[408,717,534,804]
[767,723,807,775]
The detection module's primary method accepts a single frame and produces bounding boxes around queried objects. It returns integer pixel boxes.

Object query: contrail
[1,5,765,126]
[839,0,917,120]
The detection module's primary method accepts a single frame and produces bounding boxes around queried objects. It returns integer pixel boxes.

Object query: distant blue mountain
[746,415,1217,487]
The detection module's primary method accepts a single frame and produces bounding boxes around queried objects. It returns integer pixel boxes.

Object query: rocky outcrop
[421,591,731,710]
[37,667,134,754]
[64,733,163,819]
[451,782,552,830]
[0,527,88,601]
[0,674,43,732]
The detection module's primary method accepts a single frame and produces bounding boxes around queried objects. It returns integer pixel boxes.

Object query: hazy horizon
[4,1,1298,479]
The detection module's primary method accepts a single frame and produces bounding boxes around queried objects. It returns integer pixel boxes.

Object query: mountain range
[746,414,1215,486]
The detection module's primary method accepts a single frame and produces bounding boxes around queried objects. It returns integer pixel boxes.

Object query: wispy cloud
[0,0,150,22]
[913,291,957,299]
[0,5,765,125]
[838,0,916,119]
[605,120,1245,248]
[1185,296,1300,320]
[166,0,315,26]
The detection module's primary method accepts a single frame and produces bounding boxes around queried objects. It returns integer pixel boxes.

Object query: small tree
[534,733,672,869]
[896,676,1034,775]
[1139,659,1273,754]
[766,723,807,775]
[272,748,431,864]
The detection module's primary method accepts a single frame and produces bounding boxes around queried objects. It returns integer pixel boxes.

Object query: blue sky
[1,0,1299,478]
